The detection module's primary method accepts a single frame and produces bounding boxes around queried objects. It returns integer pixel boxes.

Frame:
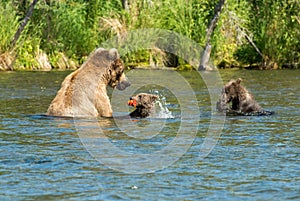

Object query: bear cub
[216,78,273,116]
[128,93,158,118]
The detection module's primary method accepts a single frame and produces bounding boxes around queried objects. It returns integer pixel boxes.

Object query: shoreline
[1,64,299,72]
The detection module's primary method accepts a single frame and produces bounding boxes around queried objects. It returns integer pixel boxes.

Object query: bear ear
[93,48,105,57]
[95,47,105,52]
[236,78,243,84]
[93,48,105,55]
[108,48,120,60]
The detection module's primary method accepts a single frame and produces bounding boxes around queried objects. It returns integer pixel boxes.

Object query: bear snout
[116,75,131,90]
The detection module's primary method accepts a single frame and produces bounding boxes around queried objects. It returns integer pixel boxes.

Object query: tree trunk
[122,0,130,11]
[199,0,226,71]
[199,44,211,70]
[11,0,39,49]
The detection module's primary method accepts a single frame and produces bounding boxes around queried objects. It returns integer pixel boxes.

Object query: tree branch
[10,0,39,49]
[205,0,226,44]
[199,0,226,70]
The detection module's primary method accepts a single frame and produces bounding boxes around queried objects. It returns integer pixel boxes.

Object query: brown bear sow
[128,93,158,118]
[216,78,273,116]
[47,48,130,117]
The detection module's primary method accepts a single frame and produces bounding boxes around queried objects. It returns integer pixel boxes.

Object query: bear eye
[138,95,142,99]
[116,73,121,80]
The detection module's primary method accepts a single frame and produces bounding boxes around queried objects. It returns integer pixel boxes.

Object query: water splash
[152,90,174,119]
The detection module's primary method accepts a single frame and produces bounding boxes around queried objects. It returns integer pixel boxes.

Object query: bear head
[128,93,159,118]
[217,78,243,112]
[92,48,131,90]
[222,78,243,103]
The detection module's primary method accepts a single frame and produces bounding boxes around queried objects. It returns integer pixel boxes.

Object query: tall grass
[1,0,299,70]
[0,2,19,70]
[250,0,300,68]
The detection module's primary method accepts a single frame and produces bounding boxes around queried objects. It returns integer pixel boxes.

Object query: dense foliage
[0,0,299,70]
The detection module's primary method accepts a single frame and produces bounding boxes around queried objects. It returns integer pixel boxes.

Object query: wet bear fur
[129,93,159,118]
[47,48,130,117]
[216,78,273,116]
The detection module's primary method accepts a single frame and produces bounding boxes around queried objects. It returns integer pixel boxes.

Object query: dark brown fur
[129,93,158,118]
[47,48,130,117]
[217,78,264,114]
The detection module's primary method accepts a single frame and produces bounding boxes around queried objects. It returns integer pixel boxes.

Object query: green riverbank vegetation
[0,0,299,70]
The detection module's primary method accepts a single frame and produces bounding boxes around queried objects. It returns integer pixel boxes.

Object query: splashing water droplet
[148,89,174,119]
[156,100,174,119]
[156,97,174,119]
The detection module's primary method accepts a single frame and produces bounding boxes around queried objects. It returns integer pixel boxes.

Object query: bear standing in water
[128,93,159,118]
[47,48,130,117]
[216,78,273,116]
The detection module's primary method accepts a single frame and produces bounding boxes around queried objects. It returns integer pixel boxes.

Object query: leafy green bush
[41,2,98,57]
[1,0,299,70]
[0,2,19,53]
[15,39,40,70]
[247,0,300,68]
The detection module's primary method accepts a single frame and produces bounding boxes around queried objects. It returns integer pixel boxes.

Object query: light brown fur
[47,48,130,117]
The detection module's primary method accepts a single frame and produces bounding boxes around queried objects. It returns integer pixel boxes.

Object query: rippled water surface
[0,69,299,200]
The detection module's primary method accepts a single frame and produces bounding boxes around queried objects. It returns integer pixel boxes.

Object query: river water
[0,69,299,200]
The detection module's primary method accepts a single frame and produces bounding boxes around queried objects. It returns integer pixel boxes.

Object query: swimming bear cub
[128,93,158,118]
[216,78,274,116]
